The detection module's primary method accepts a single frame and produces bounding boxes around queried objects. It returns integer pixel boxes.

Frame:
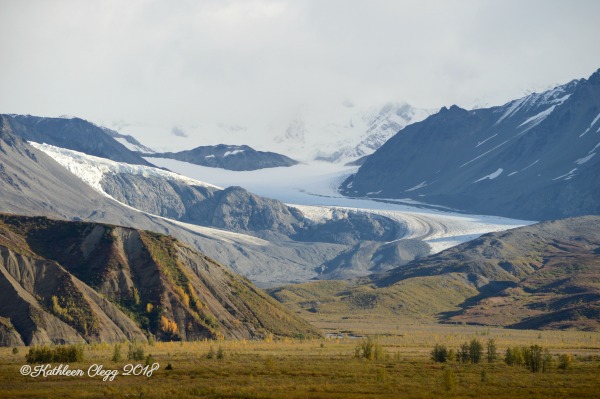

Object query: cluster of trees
[355,338,386,361]
[206,346,225,360]
[26,344,84,363]
[505,345,552,373]
[432,340,568,373]
[431,339,497,364]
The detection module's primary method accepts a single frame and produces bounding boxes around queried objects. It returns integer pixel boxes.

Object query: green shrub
[558,354,574,370]
[431,344,449,363]
[458,342,470,363]
[112,343,122,362]
[128,343,145,361]
[443,368,456,392]
[207,346,215,359]
[505,346,525,366]
[447,349,456,362]
[486,339,498,363]
[25,344,84,364]
[457,339,483,364]
[354,338,385,361]
[469,339,483,364]
[505,345,552,372]
[145,354,155,366]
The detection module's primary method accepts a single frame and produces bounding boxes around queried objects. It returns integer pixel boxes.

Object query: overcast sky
[1,0,599,151]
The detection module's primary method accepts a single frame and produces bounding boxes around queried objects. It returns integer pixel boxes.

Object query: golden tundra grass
[0,323,599,398]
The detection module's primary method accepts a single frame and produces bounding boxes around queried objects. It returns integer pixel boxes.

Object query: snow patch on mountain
[224,149,245,157]
[460,140,510,168]
[112,137,153,153]
[29,142,221,195]
[406,181,428,192]
[575,153,595,165]
[474,168,503,183]
[517,105,557,131]
[552,168,578,181]
[579,112,600,137]
[496,81,575,125]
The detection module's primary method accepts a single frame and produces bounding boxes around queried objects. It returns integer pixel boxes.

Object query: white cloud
[1,0,599,151]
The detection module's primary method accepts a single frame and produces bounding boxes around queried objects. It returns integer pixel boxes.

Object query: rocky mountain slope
[1,114,153,166]
[146,144,298,171]
[0,213,319,346]
[341,69,600,220]
[272,216,600,331]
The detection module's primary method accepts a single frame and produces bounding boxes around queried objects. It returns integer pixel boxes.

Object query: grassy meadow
[1,322,599,398]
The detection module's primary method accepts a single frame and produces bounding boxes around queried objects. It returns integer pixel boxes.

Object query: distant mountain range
[0,214,318,345]
[341,68,600,220]
[145,144,299,171]
[272,215,600,331]
[314,102,434,163]
[274,102,433,163]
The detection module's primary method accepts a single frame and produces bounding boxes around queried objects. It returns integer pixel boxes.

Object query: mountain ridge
[341,69,600,220]
[1,114,153,166]
[145,144,298,171]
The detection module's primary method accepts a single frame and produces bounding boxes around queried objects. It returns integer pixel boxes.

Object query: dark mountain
[0,213,319,346]
[1,114,153,166]
[146,144,298,171]
[272,216,600,331]
[341,69,600,220]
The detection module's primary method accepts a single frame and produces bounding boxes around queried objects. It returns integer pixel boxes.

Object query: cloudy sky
[1,0,599,151]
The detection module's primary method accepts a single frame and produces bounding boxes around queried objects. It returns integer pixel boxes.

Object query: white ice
[575,153,595,165]
[145,157,533,254]
[474,168,503,183]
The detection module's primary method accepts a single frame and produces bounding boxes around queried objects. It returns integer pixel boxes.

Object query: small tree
[558,354,573,370]
[505,347,524,366]
[447,349,456,362]
[112,343,122,362]
[469,339,483,364]
[207,346,215,359]
[431,344,449,363]
[217,346,225,360]
[524,345,543,372]
[355,338,385,361]
[542,349,553,372]
[128,343,145,361]
[145,354,155,366]
[458,343,469,363]
[443,368,456,392]
[505,345,552,372]
[486,339,498,363]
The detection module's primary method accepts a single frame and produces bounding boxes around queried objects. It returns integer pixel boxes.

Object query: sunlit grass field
[1,322,599,398]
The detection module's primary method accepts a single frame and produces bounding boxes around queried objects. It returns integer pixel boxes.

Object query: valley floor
[1,322,599,398]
